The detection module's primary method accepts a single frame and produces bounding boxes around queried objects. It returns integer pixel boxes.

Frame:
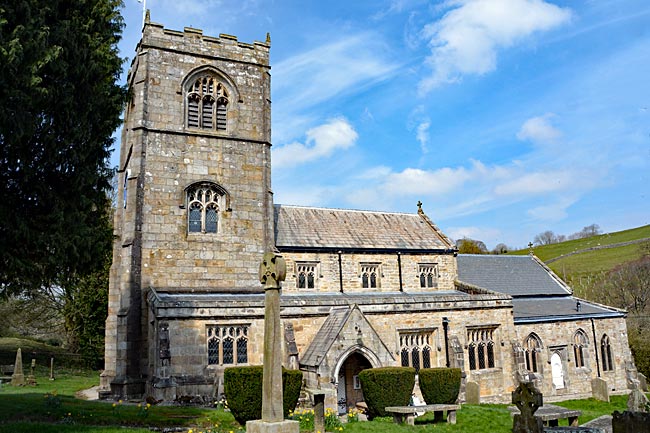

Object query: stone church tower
[101,15,272,398]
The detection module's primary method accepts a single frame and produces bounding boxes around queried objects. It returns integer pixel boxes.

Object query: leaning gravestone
[512,381,544,433]
[612,410,650,433]
[10,348,25,386]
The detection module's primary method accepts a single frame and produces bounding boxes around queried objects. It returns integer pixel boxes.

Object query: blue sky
[115,0,650,249]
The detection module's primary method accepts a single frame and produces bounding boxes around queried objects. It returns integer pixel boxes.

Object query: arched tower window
[186,75,229,131]
[573,329,588,368]
[524,333,542,373]
[186,183,225,234]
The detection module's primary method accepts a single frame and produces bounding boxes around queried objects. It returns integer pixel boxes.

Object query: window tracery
[187,183,222,234]
[187,76,229,131]
[573,329,588,368]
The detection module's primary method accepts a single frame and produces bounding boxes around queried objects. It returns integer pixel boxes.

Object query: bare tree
[534,230,557,246]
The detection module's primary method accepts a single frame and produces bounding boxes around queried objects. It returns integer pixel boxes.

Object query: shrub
[418,367,462,404]
[359,367,415,419]
[224,366,303,425]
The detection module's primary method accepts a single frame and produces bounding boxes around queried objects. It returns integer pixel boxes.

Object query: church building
[101,17,639,411]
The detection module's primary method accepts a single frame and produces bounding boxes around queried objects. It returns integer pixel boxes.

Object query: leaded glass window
[399,330,435,372]
[524,333,542,373]
[573,329,588,368]
[296,262,318,289]
[467,327,497,370]
[187,183,222,234]
[601,334,613,372]
[206,325,249,366]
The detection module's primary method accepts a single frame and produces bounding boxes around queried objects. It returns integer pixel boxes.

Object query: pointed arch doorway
[335,352,372,415]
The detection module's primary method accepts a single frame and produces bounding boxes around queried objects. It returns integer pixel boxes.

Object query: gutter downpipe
[591,318,601,377]
[397,252,403,292]
[442,317,450,368]
[338,251,344,293]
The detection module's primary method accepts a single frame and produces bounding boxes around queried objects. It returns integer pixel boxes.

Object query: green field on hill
[508,225,650,293]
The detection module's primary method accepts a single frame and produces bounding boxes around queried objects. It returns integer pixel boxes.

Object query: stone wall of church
[147,292,517,405]
[280,252,458,293]
[514,317,634,401]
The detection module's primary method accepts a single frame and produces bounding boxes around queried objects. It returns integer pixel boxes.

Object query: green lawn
[0,366,632,433]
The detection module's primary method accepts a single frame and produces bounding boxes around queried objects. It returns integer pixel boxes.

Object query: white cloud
[446,226,501,243]
[273,118,358,169]
[517,114,562,144]
[419,0,571,93]
[416,120,431,153]
[527,196,577,222]
[494,170,573,196]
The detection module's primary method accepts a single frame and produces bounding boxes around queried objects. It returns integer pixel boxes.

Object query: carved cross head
[259,252,287,289]
[512,381,542,418]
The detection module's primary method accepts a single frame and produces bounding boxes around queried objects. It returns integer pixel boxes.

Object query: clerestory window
[186,183,223,234]
[418,263,438,288]
[207,325,248,366]
[296,262,318,289]
[187,76,229,131]
[360,263,380,289]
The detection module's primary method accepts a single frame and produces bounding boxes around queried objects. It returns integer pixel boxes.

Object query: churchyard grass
[0,361,634,433]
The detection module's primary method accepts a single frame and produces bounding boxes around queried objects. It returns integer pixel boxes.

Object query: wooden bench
[385,404,460,425]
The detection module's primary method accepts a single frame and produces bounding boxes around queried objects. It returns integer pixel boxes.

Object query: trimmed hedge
[359,367,415,419]
[418,367,461,404]
[223,366,303,425]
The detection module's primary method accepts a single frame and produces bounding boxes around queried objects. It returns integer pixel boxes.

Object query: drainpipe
[397,252,403,292]
[338,251,344,293]
[591,318,600,377]
[442,317,450,368]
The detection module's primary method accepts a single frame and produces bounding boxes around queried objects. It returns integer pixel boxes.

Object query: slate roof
[456,254,625,322]
[274,205,454,251]
[456,254,570,297]
[513,297,624,323]
[299,307,350,368]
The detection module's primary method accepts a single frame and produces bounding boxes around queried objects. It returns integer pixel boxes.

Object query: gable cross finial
[417,200,423,215]
[528,242,534,255]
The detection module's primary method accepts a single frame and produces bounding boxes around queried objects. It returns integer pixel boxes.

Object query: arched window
[524,333,542,373]
[360,264,380,288]
[186,183,223,234]
[186,75,229,131]
[573,329,588,368]
[601,334,613,372]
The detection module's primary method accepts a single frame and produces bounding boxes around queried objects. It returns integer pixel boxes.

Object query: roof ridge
[275,203,418,216]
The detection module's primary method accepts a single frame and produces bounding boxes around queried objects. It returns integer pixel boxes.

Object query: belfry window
[187,183,222,234]
[187,76,229,131]
[573,329,588,368]
[207,325,248,366]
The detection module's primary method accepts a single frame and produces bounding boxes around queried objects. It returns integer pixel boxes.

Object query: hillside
[509,225,650,295]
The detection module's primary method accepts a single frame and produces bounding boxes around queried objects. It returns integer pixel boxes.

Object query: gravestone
[465,381,480,404]
[627,387,649,412]
[26,358,37,386]
[247,252,299,433]
[512,381,544,433]
[591,378,609,402]
[10,348,25,386]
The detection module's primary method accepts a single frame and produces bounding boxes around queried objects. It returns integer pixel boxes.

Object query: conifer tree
[0,0,126,294]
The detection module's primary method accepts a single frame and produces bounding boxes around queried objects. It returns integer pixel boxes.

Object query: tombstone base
[246,419,299,433]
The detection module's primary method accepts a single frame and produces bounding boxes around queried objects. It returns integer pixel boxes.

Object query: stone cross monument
[247,252,299,433]
[512,381,544,433]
